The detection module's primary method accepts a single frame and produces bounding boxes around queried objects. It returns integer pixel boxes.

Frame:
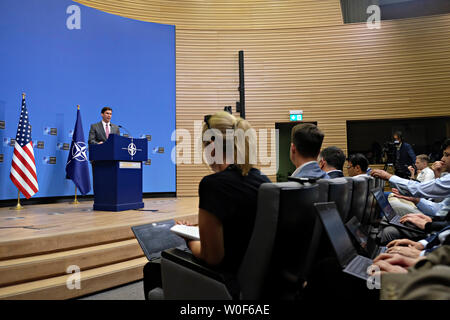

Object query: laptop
[315,202,374,281]
[131,220,189,261]
[371,189,426,234]
[346,216,387,259]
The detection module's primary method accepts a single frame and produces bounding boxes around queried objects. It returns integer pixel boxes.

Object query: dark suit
[327,170,344,179]
[395,142,416,178]
[88,121,120,144]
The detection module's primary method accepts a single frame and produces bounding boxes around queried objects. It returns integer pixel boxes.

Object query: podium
[89,134,148,211]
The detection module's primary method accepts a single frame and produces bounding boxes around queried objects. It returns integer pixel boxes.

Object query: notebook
[170,224,200,240]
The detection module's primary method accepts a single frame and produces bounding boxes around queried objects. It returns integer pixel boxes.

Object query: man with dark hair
[88,106,120,145]
[393,131,416,179]
[318,146,346,178]
[290,123,329,179]
[347,153,370,177]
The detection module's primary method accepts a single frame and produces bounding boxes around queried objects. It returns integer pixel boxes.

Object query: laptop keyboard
[390,215,401,224]
[344,255,372,280]
[376,246,387,256]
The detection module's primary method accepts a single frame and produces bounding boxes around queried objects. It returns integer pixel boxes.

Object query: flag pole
[11,190,23,210]
[71,105,81,205]
[71,185,80,204]
[13,94,24,211]
[13,93,24,210]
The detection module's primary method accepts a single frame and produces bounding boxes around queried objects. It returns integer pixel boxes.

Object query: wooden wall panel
[75,0,343,30]
[74,1,450,196]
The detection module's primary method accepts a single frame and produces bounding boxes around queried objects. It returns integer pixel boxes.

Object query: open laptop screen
[372,189,396,220]
[346,216,368,250]
[315,202,358,268]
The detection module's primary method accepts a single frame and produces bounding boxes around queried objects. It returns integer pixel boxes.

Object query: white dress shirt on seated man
[417,167,435,183]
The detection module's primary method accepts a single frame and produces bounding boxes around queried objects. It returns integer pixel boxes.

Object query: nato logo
[71,142,88,162]
[127,142,137,157]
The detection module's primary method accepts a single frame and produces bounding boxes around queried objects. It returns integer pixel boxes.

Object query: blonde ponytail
[202,111,256,176]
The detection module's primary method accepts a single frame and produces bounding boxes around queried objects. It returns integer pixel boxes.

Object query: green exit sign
[290,114,303,121]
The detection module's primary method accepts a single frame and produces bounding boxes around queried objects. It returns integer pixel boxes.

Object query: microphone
[117,124,132,138]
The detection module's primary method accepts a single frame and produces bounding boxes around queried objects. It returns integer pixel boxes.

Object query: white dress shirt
[416,167,435,183]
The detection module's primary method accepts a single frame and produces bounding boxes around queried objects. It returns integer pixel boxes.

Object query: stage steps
[0,256,148,300]
[0,198,199,300]
[0,225,137,261]
[0,239,144,288]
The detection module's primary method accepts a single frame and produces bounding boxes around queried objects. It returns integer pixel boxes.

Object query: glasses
[203,115,215,141]
[204,115,212,129]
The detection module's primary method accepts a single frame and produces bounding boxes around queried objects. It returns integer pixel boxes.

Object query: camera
[382,141,399,165]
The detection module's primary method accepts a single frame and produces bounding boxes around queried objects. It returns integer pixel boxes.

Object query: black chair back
[344,176,368,222]
[318,178,352,222]
[245,181,320,299]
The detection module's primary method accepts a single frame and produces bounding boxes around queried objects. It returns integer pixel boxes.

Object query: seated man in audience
[388,154,437,216]
[289,123,329,179]
[371,138,449,199]
[346,153,370,177]
[408,154,435,183]
[318,146,346,178]
[371,139,450,244]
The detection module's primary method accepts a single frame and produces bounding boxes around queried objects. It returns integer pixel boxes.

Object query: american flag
[9,95,38,199]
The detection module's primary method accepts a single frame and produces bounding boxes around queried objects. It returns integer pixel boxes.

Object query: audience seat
[318,178,352,223]
[360,176,376,227]
[344,176,368,223]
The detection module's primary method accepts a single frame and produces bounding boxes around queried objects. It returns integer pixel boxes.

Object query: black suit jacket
[395,142,416,177]
[88,121,120,144]
[396,142,416,167]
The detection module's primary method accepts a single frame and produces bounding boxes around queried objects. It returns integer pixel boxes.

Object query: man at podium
[88,107,120,144]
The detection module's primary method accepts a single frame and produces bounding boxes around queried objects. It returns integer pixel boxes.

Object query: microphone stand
[117,124,132,138]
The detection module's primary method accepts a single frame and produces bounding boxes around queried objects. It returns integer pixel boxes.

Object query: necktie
[105,123,109,138]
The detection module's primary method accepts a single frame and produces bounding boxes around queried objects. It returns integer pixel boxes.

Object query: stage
[0,197,198,300]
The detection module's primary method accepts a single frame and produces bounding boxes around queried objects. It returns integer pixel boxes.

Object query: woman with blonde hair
[143,111,270,299]
[186,111,270,271]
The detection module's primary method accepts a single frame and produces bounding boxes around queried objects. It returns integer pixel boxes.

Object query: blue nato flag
[66,106,91,195]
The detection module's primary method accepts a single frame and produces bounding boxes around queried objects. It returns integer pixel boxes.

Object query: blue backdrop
[0,0,176,200]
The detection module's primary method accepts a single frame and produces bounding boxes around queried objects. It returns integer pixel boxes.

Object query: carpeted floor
[78,280,145,300]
